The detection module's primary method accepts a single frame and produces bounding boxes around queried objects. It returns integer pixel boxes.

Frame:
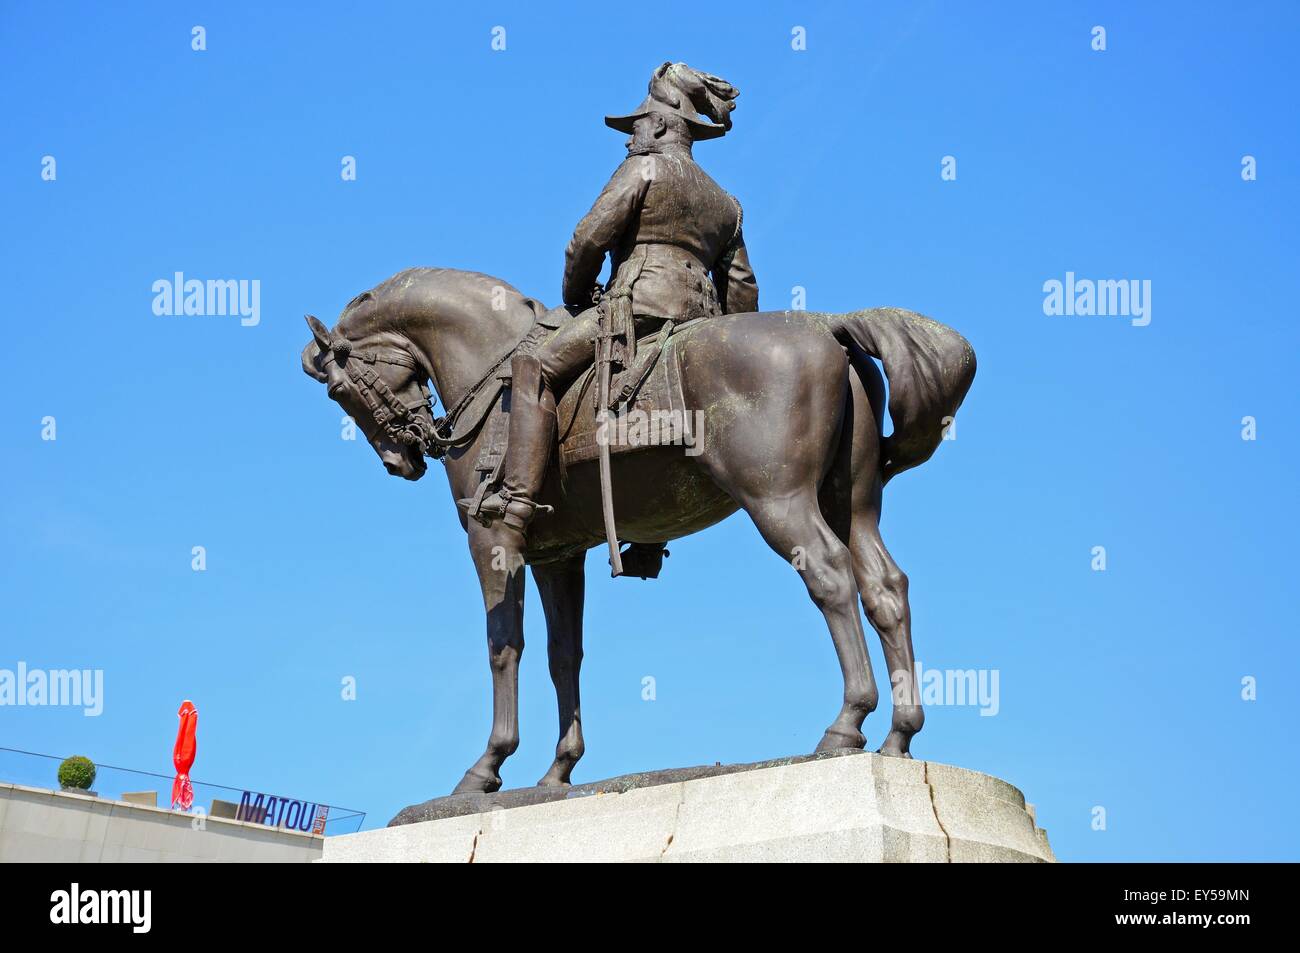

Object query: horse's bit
[321,337,517,460]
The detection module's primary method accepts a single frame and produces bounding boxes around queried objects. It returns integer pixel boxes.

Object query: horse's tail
[827,308,976,483]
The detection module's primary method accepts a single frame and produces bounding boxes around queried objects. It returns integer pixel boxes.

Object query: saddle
[470,317,700,481]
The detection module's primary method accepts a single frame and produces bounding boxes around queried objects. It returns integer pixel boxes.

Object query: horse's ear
[305,314,332,351]
[302,314,332,382]
[301,341,328,382]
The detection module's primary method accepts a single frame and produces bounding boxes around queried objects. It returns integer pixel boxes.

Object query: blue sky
[2,2,1297,861]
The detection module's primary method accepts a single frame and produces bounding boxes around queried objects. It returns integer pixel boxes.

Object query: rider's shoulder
[602,154,657,193]
[615,153,658,175]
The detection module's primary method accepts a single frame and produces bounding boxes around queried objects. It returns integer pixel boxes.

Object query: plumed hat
[605,62,739,141]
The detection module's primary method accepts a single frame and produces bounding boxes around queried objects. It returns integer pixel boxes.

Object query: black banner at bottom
[0,861,1280,940]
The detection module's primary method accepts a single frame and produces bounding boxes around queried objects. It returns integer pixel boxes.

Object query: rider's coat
[562,146,759,322]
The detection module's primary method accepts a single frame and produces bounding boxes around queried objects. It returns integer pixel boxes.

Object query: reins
[321,337,516,461]
[423,348,515,458]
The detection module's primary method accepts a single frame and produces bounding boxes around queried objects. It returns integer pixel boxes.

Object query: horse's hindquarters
[678,312,853,498]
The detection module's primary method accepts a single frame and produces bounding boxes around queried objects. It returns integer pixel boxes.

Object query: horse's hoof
[452,768,502,795]
[536,775,571,789]
[815,726,866,753]
[877,730,915,759]
[877,746,914,759]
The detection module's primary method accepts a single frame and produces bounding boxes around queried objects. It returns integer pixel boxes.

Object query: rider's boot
[458,353,555,533]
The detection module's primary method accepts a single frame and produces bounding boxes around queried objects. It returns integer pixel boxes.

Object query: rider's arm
[562,157,652,308]
[717,230,759,314]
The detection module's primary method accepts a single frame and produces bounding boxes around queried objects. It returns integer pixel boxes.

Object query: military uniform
[525,143,758,389]
[461,62,756,534]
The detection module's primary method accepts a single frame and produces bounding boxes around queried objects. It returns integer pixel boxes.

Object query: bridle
[321,339,438,458]
[319,335,516,461]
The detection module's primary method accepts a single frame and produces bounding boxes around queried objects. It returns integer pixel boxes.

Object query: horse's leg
[532,554,587,787]
[693,331,878,752]
[851,514,920,757]
[741,491,880,751]
[835,354,924,758]
[452,523,527,794]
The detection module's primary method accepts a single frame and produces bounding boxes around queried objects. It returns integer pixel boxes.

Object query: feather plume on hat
[605,62,740,141]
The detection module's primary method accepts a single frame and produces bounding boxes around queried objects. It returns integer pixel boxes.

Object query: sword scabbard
[595,308,624,577]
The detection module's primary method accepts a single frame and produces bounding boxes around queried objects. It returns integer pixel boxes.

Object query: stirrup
[457,489,553,531]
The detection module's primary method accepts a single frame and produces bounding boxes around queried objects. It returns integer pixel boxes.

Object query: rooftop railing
[0,745,365,835]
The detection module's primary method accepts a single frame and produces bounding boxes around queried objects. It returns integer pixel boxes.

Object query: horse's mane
[336,267,530,337]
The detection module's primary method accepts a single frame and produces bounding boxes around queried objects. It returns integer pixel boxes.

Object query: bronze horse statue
[302,267,975,794]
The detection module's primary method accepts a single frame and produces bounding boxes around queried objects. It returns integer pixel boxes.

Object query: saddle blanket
[473,321,702,476]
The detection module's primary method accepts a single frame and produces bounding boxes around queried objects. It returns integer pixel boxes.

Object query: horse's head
[301,313,435,481]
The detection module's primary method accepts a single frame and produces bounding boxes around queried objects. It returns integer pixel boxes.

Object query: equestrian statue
[301,63,976,795]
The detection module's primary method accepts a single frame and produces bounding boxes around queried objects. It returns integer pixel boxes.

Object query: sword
[595,301,624,577]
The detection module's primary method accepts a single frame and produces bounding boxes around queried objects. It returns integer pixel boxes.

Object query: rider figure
[460,62,759,533]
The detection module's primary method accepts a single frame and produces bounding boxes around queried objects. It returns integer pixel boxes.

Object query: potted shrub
[57,755,97,796]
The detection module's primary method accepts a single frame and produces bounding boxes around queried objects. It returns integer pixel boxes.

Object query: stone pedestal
[321,751,1054,863]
